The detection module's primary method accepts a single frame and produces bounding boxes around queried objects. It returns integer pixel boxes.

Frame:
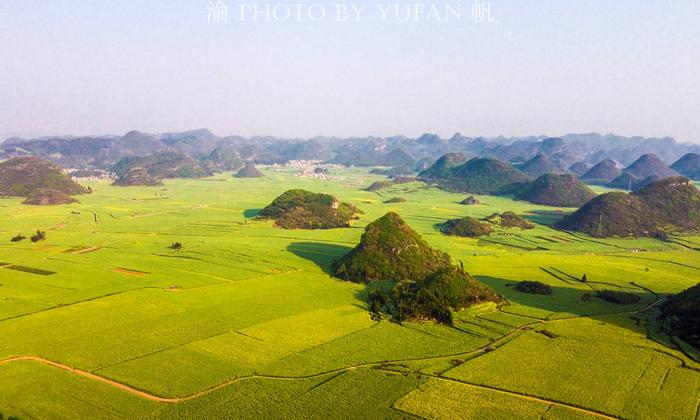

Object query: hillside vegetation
[419,156,530,194]
[511,174,597,207]
[235,163,264,178]
[405,152,467,179]
[483,212,534,229]
[671,153,700,180]
[0,156,88,197]
[332,212,451,283]
[556,176,700,237]
[608,154,678,189]
[568,161,591,176]
[660,283,700,348]
[460,196,480,205]
[111,167,162,186]
[581,158,621,184]
[202,145,243,171]
[387,266,502,324]
[517,153,566,178]
[257,189,360,229]
[333,212,500,324]
[440,216,493,238]
[113,152,209,186]
[22,189,78,205]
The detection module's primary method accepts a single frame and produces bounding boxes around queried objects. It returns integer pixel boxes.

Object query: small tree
[11,234,26,242]
[30,230,46,243]
[581,274,588,283]
[170,242,182,250]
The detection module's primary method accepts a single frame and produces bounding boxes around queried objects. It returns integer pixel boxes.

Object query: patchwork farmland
[0,168,698,419]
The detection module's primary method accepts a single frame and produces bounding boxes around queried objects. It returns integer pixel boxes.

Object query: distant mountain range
[3,131,700,174]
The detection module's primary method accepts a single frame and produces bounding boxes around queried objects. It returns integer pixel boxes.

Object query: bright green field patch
[444,319,700,419]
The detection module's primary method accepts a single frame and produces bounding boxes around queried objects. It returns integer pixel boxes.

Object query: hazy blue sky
[1,1,699,142]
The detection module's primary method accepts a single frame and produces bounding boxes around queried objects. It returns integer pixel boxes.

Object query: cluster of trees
[31,230,47,242]
[660,283,700,349]
[596,290,641,304]
[483,211,535,229]
[367,267,500,325]
[10,234,25,242]
[515,281,552,295]
[440,216,493,238]
[258,189,360,230]
[11,230,46,243]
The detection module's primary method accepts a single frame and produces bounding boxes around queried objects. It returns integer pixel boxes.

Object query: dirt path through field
[0,356,180,403]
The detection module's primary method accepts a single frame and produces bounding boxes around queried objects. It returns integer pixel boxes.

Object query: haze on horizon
[0,0,699,143]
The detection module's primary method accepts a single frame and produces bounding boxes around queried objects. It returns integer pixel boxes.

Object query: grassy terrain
[0,166,699,418]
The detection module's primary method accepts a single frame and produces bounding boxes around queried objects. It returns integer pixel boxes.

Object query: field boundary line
[0,356,180,403]
[0,289,139,323]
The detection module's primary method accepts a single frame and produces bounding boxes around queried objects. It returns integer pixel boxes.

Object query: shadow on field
[243,208,262,218]
[287,242,353,275]
[523,210,568,226]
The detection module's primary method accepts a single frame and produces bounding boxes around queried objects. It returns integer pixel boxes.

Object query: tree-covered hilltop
[257,189,360,229]
[202,144,243,172]
[671,153,700,181]
[419,156,530,194]
[112,167,162,186]
[482,211,534,229]
[333,212,500,324]
[568,161,591,177]
[417,153,468,179]
[234,163,264,178]
[660,283,700,349]
[0,156,89,197]
[608,154,678,189]
[460,196,480,205]
[440,216,493,238]
[511,174,597,207]
[333,212,450,283]
[555,176,700,238]
[517,153,566,178]
[112,152,210,186]
[581,158,621,184]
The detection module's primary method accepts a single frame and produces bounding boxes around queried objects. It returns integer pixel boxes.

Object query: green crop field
[0,167,699,419]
